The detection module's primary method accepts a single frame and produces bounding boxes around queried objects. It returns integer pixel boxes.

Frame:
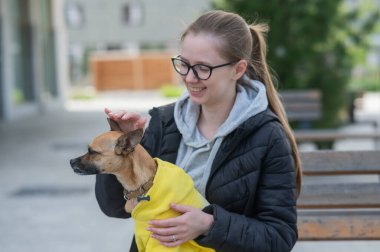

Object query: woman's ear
[232,59,248,80]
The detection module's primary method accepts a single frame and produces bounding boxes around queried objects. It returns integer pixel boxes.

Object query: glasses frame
[171,57,235,80]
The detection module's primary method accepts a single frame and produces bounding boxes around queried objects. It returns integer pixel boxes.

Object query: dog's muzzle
[70,158,100,175]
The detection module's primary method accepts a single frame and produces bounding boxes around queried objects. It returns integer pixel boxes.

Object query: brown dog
[69,119,214,252]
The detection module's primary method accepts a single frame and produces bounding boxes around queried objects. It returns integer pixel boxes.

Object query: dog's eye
[88,148,100,155]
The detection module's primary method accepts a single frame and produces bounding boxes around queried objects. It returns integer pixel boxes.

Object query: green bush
[160,84,185,98]
[214,0,380,128]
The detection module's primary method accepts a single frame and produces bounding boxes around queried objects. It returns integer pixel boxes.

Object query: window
[64,3,85,29]
[122,1,144,26]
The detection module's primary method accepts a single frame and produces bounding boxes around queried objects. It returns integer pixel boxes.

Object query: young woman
[96,10,302,252]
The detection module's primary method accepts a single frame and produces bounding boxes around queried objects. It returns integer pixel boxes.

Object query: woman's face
[179,33,239,107]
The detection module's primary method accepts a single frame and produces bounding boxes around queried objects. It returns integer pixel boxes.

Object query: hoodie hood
[174,77,268,146]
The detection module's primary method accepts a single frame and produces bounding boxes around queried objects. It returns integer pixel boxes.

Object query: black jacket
[95,103,298,252]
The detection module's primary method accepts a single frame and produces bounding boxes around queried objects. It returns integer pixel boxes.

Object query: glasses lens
[193,65,212,80]
[172,59,189,75]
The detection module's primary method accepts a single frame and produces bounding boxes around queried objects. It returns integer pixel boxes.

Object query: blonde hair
[181,10,302,196]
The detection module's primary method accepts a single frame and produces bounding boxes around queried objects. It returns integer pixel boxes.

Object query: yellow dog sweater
[131,158,215,252]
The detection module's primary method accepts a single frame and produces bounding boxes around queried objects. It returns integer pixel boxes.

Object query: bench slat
[280,90,321,101]
[298,210,380,240]
[298,183,380,209]
[286,112,321,121]
[295,130,380,142]
[301,150,380,175]
[279,90,322,122]
[284,103,321,110]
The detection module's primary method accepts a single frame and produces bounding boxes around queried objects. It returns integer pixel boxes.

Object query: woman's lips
[189,86,206,93]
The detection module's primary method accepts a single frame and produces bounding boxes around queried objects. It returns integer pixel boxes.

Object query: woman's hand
[147,203,214,247]
[105,108,147,133]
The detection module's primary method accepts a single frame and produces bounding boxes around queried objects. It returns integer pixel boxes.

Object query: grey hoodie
[174,78,268,196]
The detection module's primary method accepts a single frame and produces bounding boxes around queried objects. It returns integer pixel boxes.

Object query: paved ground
[0,90,379,252]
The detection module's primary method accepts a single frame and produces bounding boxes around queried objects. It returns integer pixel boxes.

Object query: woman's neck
[197,93,236,140]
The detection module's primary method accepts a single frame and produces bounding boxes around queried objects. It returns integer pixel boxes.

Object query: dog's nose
[70,159,76,167]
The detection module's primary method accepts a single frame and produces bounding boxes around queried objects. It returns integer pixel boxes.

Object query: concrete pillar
[53,0,69,105]
[0,0,15,120]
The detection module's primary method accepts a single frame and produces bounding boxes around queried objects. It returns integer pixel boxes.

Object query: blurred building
[65,0,211,50]
[0,0,68,121]
[65,0,211,88]
[0,0,211,122]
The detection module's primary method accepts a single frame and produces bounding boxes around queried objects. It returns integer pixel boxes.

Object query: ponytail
[249,24,303,197]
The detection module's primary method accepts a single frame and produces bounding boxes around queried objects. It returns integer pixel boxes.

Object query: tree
[214,0,379,128]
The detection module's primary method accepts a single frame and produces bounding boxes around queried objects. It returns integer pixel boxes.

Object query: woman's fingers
[151,234,182,247]
[148,226,177,236]
[104,108,147,132]
[148,204,214,247]
[149,226,184,247]
[104,107,112,114]
[104,108,116,119]
[120,112,144,122]
[105,108,123,120]
[136,117,148,129]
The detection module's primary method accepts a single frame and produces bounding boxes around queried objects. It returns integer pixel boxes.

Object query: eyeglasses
[171,57,235,80]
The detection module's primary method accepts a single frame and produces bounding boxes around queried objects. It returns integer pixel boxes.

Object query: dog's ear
[115,128,144,155]
[108,118,122,131]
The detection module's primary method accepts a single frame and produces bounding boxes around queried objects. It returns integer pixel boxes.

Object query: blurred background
[0,0,379,125]
[0,0,379,251]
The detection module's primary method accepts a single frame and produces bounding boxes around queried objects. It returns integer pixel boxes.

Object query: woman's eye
[197,65,210,72]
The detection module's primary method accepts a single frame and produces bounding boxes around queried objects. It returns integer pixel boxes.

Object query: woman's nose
[185,69,199,83]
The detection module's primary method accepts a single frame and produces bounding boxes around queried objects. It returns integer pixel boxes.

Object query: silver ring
[171,235,177,242]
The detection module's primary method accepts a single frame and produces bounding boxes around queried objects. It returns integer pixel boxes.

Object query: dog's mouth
[73,167,86,175]
[72,166,100,175]
[70,158,100,175]
[72,167,89,175]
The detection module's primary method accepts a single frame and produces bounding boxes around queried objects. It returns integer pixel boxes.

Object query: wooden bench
[280,89,376,127]
[279,89,322,127]
[298,150,380,240]
[294,129,380,149]
[279,90,380,148]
